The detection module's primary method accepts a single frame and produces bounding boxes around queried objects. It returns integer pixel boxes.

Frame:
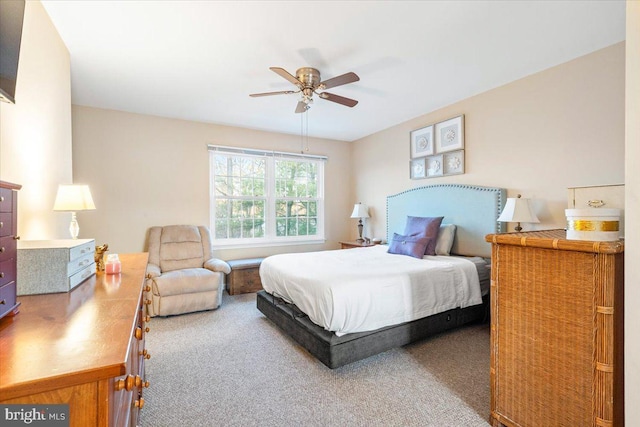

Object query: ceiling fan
[250,67,360,113]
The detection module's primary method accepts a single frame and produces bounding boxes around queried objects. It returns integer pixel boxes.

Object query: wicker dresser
[485,230,624,427]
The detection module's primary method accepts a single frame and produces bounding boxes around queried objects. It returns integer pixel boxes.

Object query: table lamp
[350,202,370,242]
[53,184,96,239]
[497,194,539,232]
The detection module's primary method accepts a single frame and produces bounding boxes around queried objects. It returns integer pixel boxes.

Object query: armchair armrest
[146,263,161,279]
[204,258,231,275]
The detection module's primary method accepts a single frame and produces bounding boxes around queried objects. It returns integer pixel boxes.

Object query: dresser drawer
[0,188,13,213]
[0,258,16,287]
[69,240,95,261]
[0,235,17,263]
[0,280,18,318]
[0,212,13,237]
[69,263,96,291]
[68,252,95,276]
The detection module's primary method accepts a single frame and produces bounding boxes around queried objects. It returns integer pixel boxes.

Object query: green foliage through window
[210,149,324,243]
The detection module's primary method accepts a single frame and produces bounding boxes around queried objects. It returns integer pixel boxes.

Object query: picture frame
[435,115,464,153]
[410,158,426,179]
[426,154,444,178]
[410,125,434,158]
[443,150,465,175]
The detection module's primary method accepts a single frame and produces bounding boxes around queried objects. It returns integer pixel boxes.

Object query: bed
[256,183,506,368]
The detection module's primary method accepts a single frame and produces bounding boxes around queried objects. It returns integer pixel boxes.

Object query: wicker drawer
[226,258,264,295]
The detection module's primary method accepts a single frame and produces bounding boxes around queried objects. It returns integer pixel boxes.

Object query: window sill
[212,239,326,250]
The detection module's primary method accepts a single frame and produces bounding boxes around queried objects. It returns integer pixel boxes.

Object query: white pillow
[435,224,456,256]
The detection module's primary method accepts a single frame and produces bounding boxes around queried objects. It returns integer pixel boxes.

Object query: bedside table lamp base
[357,219,364,242]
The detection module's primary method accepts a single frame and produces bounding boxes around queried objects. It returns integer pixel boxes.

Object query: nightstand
[339,240,377,249]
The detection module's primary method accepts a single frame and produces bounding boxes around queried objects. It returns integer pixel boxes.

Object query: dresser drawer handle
[0,272,4,278]
[0,196,4,202]
[0,247,4,253]
[13,236,20,240]
[115,374,135,392]
[135,375,150,388]
[0,300,5,305]
[0,222,3,228]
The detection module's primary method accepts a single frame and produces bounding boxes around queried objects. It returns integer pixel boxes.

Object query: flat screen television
[0,0,26,104]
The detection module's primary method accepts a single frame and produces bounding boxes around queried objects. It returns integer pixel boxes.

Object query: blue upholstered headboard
[386,184,506,258]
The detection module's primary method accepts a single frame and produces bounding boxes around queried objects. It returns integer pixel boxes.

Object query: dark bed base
[256,290,488,369]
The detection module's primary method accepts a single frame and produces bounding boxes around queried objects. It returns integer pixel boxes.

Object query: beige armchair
[145,225,230,317]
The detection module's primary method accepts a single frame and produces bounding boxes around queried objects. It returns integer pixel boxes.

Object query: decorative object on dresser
[568,183,625,238]
[496,194,540,232]
[485,230,624,427]
[350,202,369,242]
[17,239,96,295]
[226,258,264,295]
[0,253,151,426]
[95,243,109,271]
[0,180,21,321]
[145,225,231,317]
[53,184,96,239]
[410,115,465,179]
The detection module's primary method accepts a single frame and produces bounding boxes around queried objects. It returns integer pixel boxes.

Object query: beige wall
[0,1,72,239]
[625,1,639,422]
[352,43,625,241]
[71,106,353,258]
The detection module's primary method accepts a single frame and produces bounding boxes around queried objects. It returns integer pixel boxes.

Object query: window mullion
[265,157,276,239]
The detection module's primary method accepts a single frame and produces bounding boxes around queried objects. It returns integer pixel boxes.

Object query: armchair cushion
[158,225,207,272]
[151,268,220,297]
[204,258,231,274]
[146,263,161,279]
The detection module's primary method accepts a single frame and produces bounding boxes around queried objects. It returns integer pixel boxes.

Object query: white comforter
[260,245,482,336]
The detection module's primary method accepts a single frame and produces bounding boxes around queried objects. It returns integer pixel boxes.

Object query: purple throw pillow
[387,233,432,259]
[404,216,444,256]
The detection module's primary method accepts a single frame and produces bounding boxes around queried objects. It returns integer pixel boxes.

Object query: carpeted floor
[139,292,492,427]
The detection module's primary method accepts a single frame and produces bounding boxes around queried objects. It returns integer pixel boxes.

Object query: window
[209,145,325,247]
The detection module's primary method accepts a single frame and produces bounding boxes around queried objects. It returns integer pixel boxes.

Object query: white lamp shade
[497,197,539,223]
[53,185,96,211]
[350,203,370,219]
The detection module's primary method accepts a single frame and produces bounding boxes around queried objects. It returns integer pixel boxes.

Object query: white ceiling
[40,1,625,142]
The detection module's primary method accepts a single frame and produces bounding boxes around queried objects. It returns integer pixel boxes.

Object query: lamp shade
[497,197,539,223]
[350,203,370,219]
[53,185,96,211]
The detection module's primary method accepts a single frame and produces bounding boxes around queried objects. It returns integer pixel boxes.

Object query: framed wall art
[435,115,464,153]
[443,150,465,175]
[426,154,444,178]
[410,125,434,158]
[410,158,426,179]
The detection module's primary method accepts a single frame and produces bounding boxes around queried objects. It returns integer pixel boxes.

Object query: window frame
[209,145,326,248]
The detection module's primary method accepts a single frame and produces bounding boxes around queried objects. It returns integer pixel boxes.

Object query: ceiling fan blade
[249,90,296,97]
[295,101,308,114]
[270,67,301,86]
[318,92,358,107]
[319,72,359,90]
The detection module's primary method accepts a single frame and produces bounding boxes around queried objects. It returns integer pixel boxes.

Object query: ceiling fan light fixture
[250,66,359,113]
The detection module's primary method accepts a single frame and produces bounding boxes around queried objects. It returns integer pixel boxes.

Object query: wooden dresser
[486,230,624,427]
[0,252,151,427]
[0,180,21,321]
